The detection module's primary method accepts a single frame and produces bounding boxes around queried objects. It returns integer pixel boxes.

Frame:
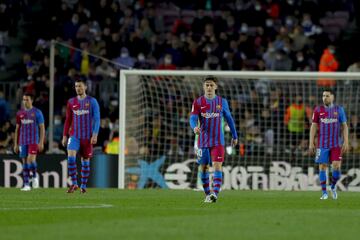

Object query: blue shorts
[315,147,342,164]
[196,146,225,166]
[67,136,93,158]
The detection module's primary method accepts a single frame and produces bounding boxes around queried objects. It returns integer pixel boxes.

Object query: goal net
[120,70,360,191]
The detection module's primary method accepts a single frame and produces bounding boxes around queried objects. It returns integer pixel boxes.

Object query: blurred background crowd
[0,0,360,157]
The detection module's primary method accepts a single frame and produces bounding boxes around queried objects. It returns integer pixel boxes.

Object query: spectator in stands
[284,95,308,153]
[157,53,176,70]
[349,113,360,153]
[318,44,339,87]
[97,118,111,152]
[0,120,14,154]
[263,42,277,69]
[114,47,135,69]
[0,91,10,123]
[53,114,64,145]
[271,50,292,71]
[292,51,316,71]
[95,60,116,78]
[347,59,360,72]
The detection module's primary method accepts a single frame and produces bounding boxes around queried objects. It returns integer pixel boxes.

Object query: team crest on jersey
[216,105,221,110]
[334,112,338,116]
[85,102,90,108]
[31,113,35,117]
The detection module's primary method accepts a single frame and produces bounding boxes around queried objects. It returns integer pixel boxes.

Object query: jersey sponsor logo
[200,106,206,109]
[73,109,90,115]
[201,112,220,118]
[320,118,338,124]
[21,119,34,124]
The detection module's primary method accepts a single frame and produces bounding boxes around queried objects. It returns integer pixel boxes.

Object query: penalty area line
[0,204,113,211]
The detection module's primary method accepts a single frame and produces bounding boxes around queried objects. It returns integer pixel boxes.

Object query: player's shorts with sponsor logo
[19,144,38,158]
[315,147,342,164]
[196,145,225,165]
[67,136,93,158]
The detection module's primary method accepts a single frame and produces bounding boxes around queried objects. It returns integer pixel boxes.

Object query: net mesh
[123,73,360,191]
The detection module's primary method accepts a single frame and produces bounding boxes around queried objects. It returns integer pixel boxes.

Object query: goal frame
[118,70,360,189]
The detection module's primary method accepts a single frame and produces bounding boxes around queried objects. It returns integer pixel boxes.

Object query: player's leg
[210,145,225,202]
[20,145,31,191]
[197,148,211,199]
[67,137,80,193]
[80,158,90,193]
[28,144,39,188]
[330,147,342,199]
[79,139,93,193]
[27,156,39,189]
[315,148,330,199]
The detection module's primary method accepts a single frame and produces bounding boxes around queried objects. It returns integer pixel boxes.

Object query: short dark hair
[23,92,34,100]
[203,75,218,84]
[75,78,87,85]
[323,88,335,96]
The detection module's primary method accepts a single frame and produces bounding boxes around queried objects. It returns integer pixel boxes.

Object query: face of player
[75,81,87,97]
[203,80,217,98]
[22,95,33,109]
[322,91,334,106]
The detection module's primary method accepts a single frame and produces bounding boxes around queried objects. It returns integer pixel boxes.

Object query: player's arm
[36,110,45,152]
[91,98,101,144]
[14,123,20,154]
[309,107,319,155]
[222,99,238,146]
[309,123,318,155]
[189,100,200,134]
[62,101,72,147]
[339,107,349,154]
[341,122,349,154]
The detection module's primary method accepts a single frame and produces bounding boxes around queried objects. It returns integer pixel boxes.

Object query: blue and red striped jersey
[312,105,347,148]
[63,96,100,139]
[16,107,44,145]
[190,95,237,148]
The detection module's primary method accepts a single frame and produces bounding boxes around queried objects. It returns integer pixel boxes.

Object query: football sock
[319,170,327,194]
[80,160,90,189]
[23,163,30,186]
[68,156,77,185]
[200,171,210,195]
[30,162,37,178]
[331,169,340,190]
[213,171,222,196]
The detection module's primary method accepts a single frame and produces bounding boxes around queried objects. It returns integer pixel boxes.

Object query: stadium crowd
[0,0,360,157]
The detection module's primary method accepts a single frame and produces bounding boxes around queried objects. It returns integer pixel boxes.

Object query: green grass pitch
[1,188,360,240]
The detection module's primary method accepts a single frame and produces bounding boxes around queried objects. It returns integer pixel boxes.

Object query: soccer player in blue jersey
[14,93,45,191]
[62,79,100,194]
[190,76,238,203]
[309,89,349,200]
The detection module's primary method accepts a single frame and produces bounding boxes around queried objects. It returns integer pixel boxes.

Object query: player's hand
[62,136,68,147]
[309,142,316,155]
[231,138,238,147]
[13,144,19,154]
[193,127,200,135]
[341,142,349,154]
[38,143,44,152]
[91,135,98,145]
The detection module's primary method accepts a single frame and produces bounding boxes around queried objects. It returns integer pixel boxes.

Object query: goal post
[119,70,360,191]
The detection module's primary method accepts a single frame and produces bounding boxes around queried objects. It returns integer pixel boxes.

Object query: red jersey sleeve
[312,107,319,124]
[63,101,73,136]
